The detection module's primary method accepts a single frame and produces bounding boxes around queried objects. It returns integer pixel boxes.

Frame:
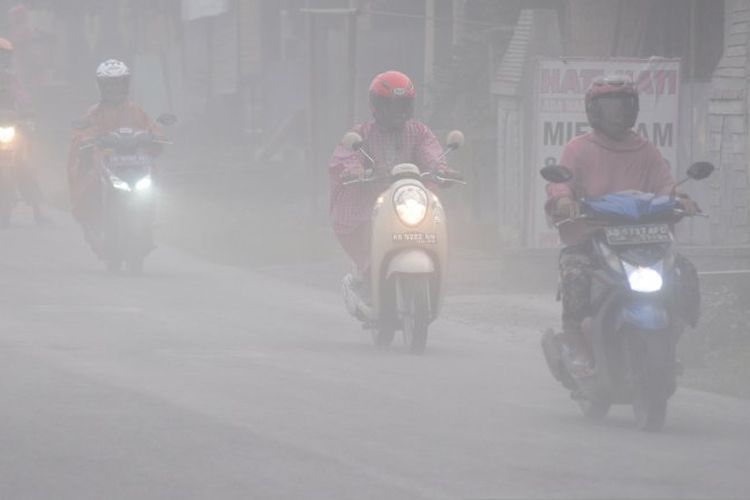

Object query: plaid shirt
[329,119,447,234]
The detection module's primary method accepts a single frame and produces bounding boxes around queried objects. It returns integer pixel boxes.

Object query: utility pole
[424,0,435,112]
[346,0,359,126]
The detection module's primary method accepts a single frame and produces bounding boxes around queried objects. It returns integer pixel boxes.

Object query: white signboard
[181,0,229,21]
[531,57,681,248]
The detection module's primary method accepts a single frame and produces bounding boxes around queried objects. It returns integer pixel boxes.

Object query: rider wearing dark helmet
[545,75,700,374]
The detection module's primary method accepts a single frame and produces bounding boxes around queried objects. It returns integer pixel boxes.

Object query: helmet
[369,70,415,129]
[585,75,639,137]
[96,59,131,105]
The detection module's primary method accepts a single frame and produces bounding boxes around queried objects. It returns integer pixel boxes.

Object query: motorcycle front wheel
[126,256,144,276]
[398,274,430,355]
[578,397,611,421]
[629,329,675,432]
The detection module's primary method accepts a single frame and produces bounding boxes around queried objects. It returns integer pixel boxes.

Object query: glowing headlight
[0,126,16,144]
[135,175,152,191]
[110,176,131,191]
[624,262,663,293]
[394,185,428,226]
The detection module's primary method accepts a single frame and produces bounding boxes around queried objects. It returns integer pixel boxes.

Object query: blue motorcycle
[541,161,713,431]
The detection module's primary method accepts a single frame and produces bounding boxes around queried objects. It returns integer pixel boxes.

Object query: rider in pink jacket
[329,71,456,292]
[545,76,698,374]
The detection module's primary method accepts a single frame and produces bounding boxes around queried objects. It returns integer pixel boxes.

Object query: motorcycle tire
[630,329,674,432]
[126,257,144,276]
[372,326,395,348]
[107,258,123,273]
[578,397,611,421]
[633,389,667,432]
[399,274,430,355]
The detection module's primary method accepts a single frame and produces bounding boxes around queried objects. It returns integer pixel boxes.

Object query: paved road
[1,210,749,500]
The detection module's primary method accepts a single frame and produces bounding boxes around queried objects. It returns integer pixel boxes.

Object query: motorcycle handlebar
[342,171,466,186]
[554,208,707,228]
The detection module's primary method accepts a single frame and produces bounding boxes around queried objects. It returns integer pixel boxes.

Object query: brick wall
[707,0,750,244]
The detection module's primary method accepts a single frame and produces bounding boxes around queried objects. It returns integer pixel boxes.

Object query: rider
[545,75,700,373]
[0,37,47,226]
[67,59,162,253]
[328,70,459,299]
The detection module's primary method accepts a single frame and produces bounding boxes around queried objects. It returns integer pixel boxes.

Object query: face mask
[374,98,413,130]
[595,96,631,139]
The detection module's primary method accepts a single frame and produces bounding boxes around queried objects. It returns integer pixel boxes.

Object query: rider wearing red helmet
[545,75,699,374]
[329,70,459,298]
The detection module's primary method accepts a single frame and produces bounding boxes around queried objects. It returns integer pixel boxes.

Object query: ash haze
[0,1,748,499]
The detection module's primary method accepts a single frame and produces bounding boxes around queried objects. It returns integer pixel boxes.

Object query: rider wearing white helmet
[96,59,131,105]
[67,59,163,254]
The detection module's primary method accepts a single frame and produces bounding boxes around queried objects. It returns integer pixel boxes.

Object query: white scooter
[340,130,465,354]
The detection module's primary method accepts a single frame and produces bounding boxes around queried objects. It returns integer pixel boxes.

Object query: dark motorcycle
[78,114,176,274]
[540,161,714,431]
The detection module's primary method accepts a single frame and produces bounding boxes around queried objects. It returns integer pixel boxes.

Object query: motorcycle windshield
[584,191,676,222]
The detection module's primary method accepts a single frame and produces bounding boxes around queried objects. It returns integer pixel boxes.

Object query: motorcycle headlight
[393,185,428,226]
[623,261,664,293]
[0,126,16,144]
[110,175,131,192]
[135,175,152,191]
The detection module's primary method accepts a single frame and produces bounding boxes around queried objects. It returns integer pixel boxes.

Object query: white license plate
[605,224,672,245]
[392,233,437,244]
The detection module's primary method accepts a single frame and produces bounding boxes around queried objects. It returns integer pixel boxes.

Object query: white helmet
[96,59,130,79]
[96,59,130,104]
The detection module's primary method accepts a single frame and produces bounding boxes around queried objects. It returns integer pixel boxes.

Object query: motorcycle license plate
[393,232,437,244]
[605,223,672,245]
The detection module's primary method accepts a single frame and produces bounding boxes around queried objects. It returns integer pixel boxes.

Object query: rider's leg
[560,244,595,370]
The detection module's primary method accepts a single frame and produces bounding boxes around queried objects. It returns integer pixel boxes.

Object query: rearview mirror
[540,164,573,184]
[342,132,363,151]
[156,113,178,126]
[446,130,465,150]
[686,161,714,181]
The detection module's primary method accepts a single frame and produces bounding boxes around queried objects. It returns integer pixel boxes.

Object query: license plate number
[393,233,437,244]
[605,224,671,245]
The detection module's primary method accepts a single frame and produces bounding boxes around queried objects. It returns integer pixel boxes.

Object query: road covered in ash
[0,211,748,500]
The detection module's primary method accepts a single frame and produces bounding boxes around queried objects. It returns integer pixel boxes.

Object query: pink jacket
[546,129,675,246]
[329,119,447,234]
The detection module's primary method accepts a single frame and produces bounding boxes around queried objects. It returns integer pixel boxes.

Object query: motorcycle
[77,113,176,274]
[0,109,31,227]
[339,129,465,354]
[540,161,714,431]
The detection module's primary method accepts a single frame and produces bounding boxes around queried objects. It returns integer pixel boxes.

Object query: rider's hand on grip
[676,193,700,216]
[552,196,580,221]
[438,168,464,182]
[340,164,364,183]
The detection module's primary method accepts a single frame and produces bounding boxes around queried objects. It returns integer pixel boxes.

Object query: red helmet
[369,70,415,129]
[585,75,639,133]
